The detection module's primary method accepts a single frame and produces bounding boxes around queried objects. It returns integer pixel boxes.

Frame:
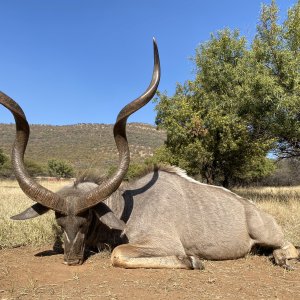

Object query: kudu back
[1,39,299,269]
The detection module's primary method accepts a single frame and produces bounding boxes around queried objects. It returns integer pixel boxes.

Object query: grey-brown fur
[51,165,298,269]
[1,39,298,270]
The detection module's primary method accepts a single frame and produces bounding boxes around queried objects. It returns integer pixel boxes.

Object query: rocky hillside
[0,123,166,174]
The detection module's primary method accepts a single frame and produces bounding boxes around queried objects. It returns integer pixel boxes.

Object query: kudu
[1,39,299,269]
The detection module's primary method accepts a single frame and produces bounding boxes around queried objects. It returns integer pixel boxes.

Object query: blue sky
[0,0,296,125]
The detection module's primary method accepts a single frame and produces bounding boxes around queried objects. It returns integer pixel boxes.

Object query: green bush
[107,162,151,181]
[0,148,46,178]
[48,159,74,178]
[25,159,47,177]
[0,149,8,167]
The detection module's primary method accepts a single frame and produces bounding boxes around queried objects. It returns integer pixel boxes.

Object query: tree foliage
[0,149,8,167]
[252,0,300,158]
[25,159,46,177]
[108,162,150,181]
[0,149,46,178]
[48,159,74,178]
[155,29,275,187]
[155,1,300,186]
[262,158,300,186]
[0,149,11,177]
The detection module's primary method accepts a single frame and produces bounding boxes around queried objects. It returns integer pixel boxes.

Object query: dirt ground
[0,246,299,300]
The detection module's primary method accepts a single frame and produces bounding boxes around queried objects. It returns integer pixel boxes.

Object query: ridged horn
[74,38,160,214]
[0,92,66,213]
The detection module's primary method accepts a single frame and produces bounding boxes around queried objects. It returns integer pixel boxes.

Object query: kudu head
[0,39,160,265]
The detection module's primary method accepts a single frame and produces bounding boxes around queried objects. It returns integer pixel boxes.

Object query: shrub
[48,159,74,178]
[0,149,8,167]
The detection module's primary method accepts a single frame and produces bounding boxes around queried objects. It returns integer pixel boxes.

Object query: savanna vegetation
[0,180,299,249]
[154,0,300,187]
[0,3,300,300]
[1,1,300,186]
[0,123,166,178]
[0,0,300,250]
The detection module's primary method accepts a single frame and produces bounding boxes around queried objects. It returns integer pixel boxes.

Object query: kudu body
[1,40,298,269]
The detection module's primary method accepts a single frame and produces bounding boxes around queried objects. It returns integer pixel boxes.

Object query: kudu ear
[93,203,125,231]
[11,203,50,220]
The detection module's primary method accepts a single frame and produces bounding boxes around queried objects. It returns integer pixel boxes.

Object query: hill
[0,123,166,174]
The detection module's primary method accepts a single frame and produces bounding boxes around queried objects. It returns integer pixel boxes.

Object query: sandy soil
[0,246,299,300]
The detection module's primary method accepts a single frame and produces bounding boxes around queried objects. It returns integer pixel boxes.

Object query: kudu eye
[78,218,89,230]
[2,39,161,267]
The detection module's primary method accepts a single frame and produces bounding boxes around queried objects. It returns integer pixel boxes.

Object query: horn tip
[152,37,159,66]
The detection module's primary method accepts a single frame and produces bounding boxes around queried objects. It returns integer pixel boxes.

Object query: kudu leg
[246,207,299,269]
[111,244,204,269]
[272,242,299,270]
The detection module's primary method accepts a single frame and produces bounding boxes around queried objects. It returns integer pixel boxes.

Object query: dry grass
[0,180,68,249]
[0,180,300,248]
[234,186,300,246]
